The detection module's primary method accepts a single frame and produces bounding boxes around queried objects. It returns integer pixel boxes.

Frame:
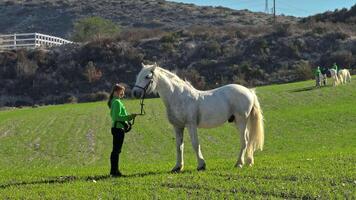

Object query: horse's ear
[152,65,156,73]
[141,63,146,68]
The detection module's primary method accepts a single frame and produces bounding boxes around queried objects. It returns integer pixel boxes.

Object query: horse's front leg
[171,126,184,173]
[187,125,206,171]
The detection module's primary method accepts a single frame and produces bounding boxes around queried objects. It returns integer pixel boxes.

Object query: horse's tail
[247,90,264,155]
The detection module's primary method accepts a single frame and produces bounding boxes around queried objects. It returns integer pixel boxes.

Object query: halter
[133,71,154,116]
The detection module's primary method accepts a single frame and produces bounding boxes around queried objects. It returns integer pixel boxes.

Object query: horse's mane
[157,67,196,90]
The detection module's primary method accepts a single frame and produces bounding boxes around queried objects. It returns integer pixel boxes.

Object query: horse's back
[201,84,253,104]
[208,84,251,94]
[197,84,255,127]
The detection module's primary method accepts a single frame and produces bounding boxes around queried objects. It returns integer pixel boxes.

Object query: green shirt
[110,97,133,129]
[333,64,338,72]
[314,68,321,76]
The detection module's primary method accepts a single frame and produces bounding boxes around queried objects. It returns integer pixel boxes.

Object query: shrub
[235,30,247,39]
[160,32,180,43]
[78,91,109,103]
[205,40,221,57]
[125,48,144,64]
[312,25,328,35]
[329,50,353,68]
[320,50,353,69]
[83,61,102,83]
[63,94,78,104]
[118,28,166,43]
[324,32,349,41]
[161,43,175,52]
[273,23,292,37]
[0,95,33,107]
[72,16,120,42]
[39,95,77,105]
[294,60,313,81]
[15,50,38,77]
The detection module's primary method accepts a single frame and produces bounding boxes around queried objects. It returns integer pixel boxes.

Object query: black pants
[110,128,125,173]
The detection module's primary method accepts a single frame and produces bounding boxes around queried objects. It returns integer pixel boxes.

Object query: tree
[72,16,120,42]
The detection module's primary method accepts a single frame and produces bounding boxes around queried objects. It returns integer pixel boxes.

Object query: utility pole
[265,0,269,14]
[273,0,276,22]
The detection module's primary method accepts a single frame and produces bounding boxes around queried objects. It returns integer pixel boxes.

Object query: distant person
[332,63,339,72]
[107,83,137,177]
[314,66,321,87]
[320,66,328,86]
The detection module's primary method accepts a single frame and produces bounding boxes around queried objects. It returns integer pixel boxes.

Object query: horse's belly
[197,102,231,128]
[198,115,227,128]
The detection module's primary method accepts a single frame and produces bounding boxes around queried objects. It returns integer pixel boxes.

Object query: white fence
[0,33,73,50]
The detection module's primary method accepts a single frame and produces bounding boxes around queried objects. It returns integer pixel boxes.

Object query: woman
[107,83,137,177]
[314,66,321,87]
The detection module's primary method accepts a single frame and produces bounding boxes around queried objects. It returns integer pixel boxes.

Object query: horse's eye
[145,74,152,79]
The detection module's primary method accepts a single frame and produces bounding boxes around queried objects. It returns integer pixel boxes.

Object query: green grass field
[0,78,355,199]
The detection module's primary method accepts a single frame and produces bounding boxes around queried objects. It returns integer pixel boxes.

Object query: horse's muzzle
[132,89,143,98]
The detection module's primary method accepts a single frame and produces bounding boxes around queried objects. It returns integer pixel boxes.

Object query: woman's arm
[112,100,133,122]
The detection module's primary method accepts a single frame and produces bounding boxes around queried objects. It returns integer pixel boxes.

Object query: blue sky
[168,0,356,17]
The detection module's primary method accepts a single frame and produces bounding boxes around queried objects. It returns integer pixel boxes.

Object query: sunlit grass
[0,77,355,199]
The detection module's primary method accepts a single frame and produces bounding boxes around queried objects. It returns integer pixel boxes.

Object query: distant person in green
[332,63,339,72]
[320,66,328,86]
[107,83,137,177]
[314,66,321,87]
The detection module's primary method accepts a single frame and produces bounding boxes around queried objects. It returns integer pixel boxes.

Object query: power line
[231,0,269,14]
[277,6,311,15]
[234,1,265,8]
[277,1,313,14]
[234,0,262,5]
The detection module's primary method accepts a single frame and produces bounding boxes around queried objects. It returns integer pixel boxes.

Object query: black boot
[110,153,122,177]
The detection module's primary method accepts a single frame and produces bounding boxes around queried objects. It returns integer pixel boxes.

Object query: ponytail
[107,91,115,109]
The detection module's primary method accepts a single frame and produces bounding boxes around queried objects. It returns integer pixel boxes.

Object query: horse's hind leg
[339,74,344,84]
[333,76,338,86]
[187,125,206,171]
[234,115,248,168]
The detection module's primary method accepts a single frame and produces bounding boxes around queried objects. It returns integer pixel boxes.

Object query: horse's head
[132,63,158,98]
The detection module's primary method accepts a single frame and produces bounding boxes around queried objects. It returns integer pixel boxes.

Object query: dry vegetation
[0,1,355,106]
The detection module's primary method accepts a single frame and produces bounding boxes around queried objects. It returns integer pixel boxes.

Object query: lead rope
[132,77,153,126]
[132,93,145,126]
[131,84,147,126]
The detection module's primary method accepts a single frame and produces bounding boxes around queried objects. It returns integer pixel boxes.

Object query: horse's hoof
[246,158,254,166]
[234,163,243,168]
[197,164,206,171]
[171,166,183,173]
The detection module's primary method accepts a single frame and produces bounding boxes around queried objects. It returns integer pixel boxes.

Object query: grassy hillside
[0,78,355,199]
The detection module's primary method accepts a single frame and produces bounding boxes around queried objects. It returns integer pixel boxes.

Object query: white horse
[329,69,339,86]
[338,69,351,84]
[132,63,264,172]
